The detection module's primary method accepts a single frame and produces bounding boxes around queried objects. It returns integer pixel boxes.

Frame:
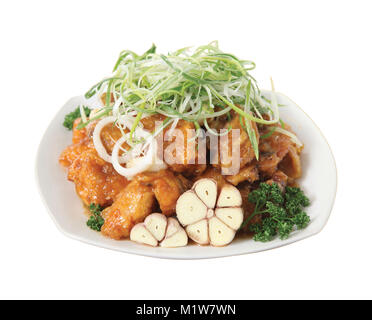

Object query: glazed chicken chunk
[212,113,259,173]
[60,118,129,206]
[135,170,191,215]
[67,149,129,207]
[100,170,190,240]
[101,180,155,240]
[258,122,300,178]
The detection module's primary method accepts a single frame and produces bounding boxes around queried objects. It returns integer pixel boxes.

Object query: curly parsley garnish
[241,183,310,242]
[63,106,91,130]
[86,204,104,232]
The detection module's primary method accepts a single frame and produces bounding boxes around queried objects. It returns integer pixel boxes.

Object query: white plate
[36,91,337,259]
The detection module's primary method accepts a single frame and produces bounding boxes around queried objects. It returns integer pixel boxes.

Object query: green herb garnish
[241,183,310,242]
[86,203,104,231]
[63,106,91,130]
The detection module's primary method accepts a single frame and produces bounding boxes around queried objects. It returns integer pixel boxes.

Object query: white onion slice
[112,96,123,117]
[92,116,128,163]
[112,135,152,178]
[112,128,166,180]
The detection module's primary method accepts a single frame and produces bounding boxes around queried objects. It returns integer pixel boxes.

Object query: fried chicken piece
[136,115,207,176]
[101,180,155,239]
[67,149,128,207]
[258,123,294,177]
[196,167,228,192]
[266,170,289,191]
[135,170,191,215]
[100,122,126,155]
[225,164,259,186]
[100,170,189,239]
[212,113,259,172]
[59,119,94,167]
[60,117,131,168]
[257,153,281,177]
[205,110,229,132]
[140,114,166,132]
[163,119,207,176]
[60,118,131,207]
[59,141,93,168]
[278,144,302,179]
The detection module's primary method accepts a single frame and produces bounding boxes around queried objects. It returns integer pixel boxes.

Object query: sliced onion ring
[112,136,152,179]
[111,129,167,179]
[92,116,128,163]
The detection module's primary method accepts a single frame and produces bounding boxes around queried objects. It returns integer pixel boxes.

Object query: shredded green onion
[84,42,299,159]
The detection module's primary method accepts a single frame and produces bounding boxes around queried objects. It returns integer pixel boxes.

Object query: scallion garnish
[83,42,302,159]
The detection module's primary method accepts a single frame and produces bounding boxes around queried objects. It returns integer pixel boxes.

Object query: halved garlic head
[176,191,207,226]
[176,178,243,247]
[130,223,158,247]
[144,213,167,241]
[130,214,187,248]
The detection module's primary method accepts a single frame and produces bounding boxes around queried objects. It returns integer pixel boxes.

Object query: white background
[1,0,371,299]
